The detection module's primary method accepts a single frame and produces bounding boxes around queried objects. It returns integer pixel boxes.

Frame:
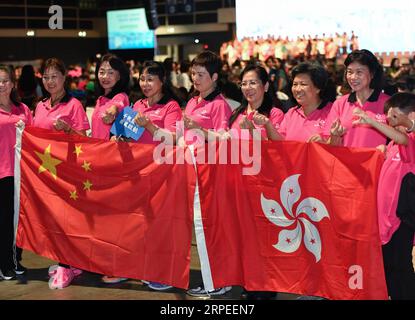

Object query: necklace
[50,91,66,107]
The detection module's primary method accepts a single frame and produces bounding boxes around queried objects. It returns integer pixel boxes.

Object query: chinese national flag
[16,127,194,289]
[195,140,388,300]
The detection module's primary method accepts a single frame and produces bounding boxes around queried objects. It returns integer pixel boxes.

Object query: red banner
[16,127,194,289]
[195,140,388,300]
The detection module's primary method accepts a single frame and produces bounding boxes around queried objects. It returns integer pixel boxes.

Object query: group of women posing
[1,49,414,299]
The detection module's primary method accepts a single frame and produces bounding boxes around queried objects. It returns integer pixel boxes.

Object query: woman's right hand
[239,116,255,130]
[330,118,346,137]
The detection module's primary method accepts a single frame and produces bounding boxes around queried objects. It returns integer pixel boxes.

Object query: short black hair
[191,50,222,79]
[291,62,336,104]
[140,60,183,105]
[384,92,415,114]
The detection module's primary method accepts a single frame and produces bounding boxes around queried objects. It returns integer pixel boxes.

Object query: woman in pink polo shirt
[326,49,389,147]
[184,51,233,298]
[116,61,183,291]
[227,63,284,301]
[352,92,415,300]
[228,64,284,140]
[34,58,90,135]
[91,54,130,140]
[253,62,336,144]
[132,61,182,145]
[0,65,32,280]
[33,58,90,290]
[180,51,232,147]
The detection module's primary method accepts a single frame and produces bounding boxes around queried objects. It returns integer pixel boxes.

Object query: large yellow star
[74,145,83,157]
[83,180,93,191]
[82,161,92,172]
[35,144,62,180]
[69,190,78,200]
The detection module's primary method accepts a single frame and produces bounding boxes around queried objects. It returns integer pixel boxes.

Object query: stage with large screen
[107,8,155,50]
[236,0,415,53]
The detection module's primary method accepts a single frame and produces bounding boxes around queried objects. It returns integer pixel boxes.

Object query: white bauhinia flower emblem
[261,174,329,262]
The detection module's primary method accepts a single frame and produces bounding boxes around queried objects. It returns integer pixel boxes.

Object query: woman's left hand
[183,115,202,130]
[15,120,25,129]
[252,111,270,126]
[352,108,371,126]
[134,112,151,128]
[54,118,71,133]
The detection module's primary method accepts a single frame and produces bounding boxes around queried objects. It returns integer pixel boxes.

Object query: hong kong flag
[194,140,388,300]
[15,126,194,289]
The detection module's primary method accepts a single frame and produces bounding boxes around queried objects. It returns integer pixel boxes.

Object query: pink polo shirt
[184,90,232,145]
[325,91,389,148]
[229,107,284,139]
[132,97,182,144]
[377,133,415,245]
[33,95,90,132]
[279,102,332,142]
[0,103,33,179]
[91,93,129,140]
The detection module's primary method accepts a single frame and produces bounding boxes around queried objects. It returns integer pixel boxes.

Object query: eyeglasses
[0,79,11,85]
[42,75,60,82]
[240,80,261,89]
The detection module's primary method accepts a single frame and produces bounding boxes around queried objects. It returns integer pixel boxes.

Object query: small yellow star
[83,180,93,191]
[81,161,92,172]
[35,144,62,180]
[69,190,78,200]
[74,145,83,157]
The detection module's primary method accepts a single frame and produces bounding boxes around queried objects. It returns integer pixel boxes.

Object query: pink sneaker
[48,266,80,289]
[48,265,82,277]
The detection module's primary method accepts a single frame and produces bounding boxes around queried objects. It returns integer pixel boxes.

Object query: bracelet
[406,119,415,133]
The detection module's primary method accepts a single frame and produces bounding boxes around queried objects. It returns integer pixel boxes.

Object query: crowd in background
[220,32,360,65]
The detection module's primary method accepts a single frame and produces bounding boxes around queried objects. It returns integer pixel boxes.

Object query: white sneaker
[187,285,232,297]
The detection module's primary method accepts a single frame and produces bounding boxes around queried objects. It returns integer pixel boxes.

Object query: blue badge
[110,107,145,141]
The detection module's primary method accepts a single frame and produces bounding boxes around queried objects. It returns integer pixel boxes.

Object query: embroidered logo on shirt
[198,109,210,120]
[375,113,386,123]
[149,109,163,119]
[314,119,326,128]
[391,152,401,162]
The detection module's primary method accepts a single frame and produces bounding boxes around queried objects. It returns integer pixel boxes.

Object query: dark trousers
[0,176,22,271]
[382,222,415,300]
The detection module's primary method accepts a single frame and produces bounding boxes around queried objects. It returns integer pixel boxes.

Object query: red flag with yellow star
[15,127,194,289]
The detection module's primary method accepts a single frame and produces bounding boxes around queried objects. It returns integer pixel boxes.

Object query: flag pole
[189,145,215,292]
[13,122,25,255]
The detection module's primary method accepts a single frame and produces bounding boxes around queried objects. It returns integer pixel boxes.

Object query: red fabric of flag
[16,127,194,289]
[195,140,388,300]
